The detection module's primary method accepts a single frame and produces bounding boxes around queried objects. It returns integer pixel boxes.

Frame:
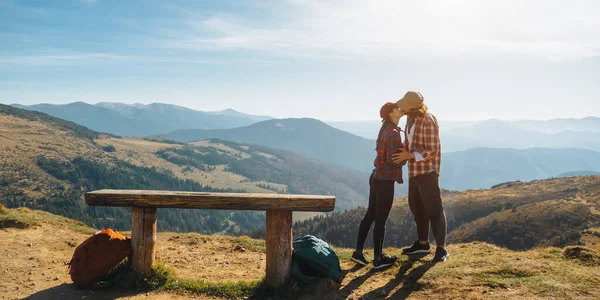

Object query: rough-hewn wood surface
[130,207,157,275]
[85,190,335,212]
[265,210,292,287]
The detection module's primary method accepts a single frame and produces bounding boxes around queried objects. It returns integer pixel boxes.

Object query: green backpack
[291,235,342,284]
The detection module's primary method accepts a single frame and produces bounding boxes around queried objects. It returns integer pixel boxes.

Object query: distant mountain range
[556,170,600,178]
[13,102,599,151]
[9,101,600,191]
[11,102,272,136]
[162,118,600,190]
[162,118,376,172]
[329,117,600,152]
[0,103,367,233]
[443,120,600,152]
[442,147,600,190]
[515,117,600,134]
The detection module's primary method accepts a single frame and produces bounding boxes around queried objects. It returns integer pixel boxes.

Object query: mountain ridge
[328,117,600,152]
[11,102,273,136]
[162,118,600,190]
[162,117,377,172]
[0,103,368,234]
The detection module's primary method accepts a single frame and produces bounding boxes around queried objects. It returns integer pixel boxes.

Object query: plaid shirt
[404,112,441,178]
[373,126,405,183]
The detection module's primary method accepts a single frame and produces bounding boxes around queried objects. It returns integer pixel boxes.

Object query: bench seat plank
[85,189,335,212]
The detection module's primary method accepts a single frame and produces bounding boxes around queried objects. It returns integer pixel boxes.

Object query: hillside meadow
[0,104,367,234]
[1,206,599,300]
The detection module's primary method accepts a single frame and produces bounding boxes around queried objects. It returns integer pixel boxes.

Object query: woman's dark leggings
[355,173,395,258]
[408,172,447,246]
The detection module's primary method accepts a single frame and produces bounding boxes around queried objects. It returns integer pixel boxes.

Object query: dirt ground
[0,224,260,300]
[2,222,599,300]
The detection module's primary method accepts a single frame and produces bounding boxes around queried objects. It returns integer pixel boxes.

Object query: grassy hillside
[12,103,600,191]
[1,206,599,300]
[293,175,600,252]
[162,118,377,172]
[0,104,367,234]
[0,103,106,140]
[448,200,597,250]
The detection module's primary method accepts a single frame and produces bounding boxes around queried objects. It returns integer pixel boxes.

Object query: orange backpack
[68,228,132,289]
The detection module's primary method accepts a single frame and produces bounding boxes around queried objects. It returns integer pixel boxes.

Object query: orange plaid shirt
[404,112,441,178]
[373,126,405,183]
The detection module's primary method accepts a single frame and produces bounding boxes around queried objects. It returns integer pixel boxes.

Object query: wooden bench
[85,189,335,286]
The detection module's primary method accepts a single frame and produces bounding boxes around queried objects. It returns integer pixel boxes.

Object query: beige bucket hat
[396,91,424,112]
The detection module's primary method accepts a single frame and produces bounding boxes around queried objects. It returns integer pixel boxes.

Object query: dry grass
[1,113,285,196]
[333,242,600,300]
[0,114,105,196]
[95,137,279,193]
[2,207,600,300]
[0,205,96,234]
[563,246,600,266]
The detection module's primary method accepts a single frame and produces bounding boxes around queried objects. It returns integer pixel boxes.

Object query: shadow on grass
[360,253,433,300]
[25,256,436,300]
[337,265,377,298]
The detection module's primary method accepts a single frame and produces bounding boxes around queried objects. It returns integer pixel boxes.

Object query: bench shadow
[24,256,434,300]
[23,283,149,300]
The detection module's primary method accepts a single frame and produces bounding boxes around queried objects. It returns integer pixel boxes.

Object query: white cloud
[162,0,600,61]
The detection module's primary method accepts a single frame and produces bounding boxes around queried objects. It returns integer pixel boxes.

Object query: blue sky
[1,0,599,121]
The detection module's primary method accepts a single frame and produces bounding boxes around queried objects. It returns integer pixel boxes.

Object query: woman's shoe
[351,251,369,266]
[373,254,397,270]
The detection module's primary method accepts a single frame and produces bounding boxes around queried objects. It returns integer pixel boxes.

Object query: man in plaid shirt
[392,91,449,262]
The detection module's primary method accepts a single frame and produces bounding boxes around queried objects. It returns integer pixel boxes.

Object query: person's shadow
[361,253,433,300]
[336,263,376,298]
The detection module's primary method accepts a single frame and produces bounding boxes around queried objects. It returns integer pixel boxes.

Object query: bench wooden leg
[131,207,157,275]
[265,210,292,287]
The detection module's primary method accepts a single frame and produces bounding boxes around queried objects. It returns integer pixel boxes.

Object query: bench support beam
[131,207,157,275]
[265,210,292,287]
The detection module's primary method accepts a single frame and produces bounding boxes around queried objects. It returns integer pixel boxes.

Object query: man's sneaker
[350,251,369,266]
[372,254,397,270]
[432,247,449,262]
[402,241,431,255]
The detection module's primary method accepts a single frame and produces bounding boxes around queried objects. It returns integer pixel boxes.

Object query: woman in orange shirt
[351,102,406,270]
